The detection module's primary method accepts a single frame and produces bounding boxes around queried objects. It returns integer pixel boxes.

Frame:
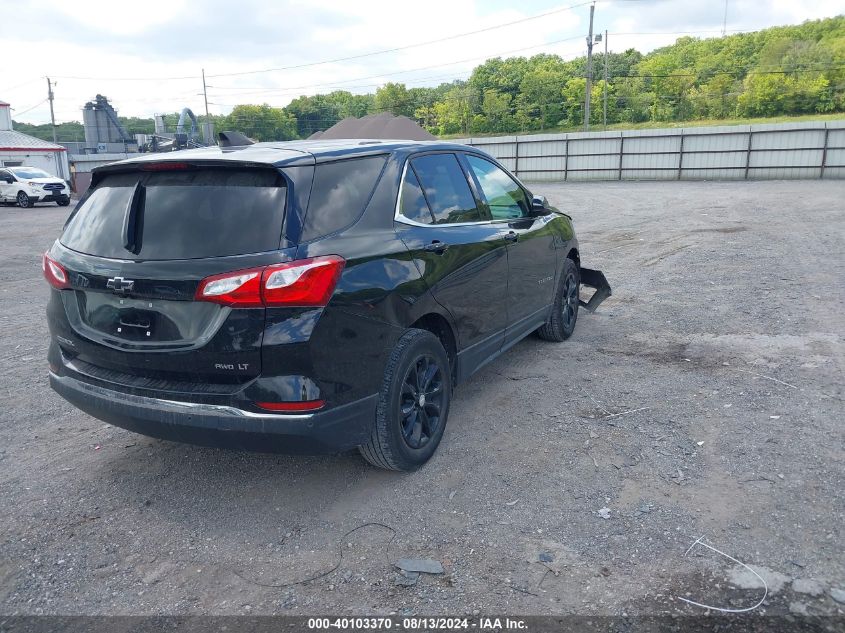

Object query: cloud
[1,0,840,124]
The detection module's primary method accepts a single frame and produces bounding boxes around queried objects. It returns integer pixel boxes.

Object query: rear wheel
[17,191,32,208]
[359,329,451,471]
[537,258,579,342]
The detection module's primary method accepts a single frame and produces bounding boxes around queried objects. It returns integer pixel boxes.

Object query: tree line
[14,16,845,143]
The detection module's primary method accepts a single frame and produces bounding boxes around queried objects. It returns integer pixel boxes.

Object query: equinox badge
[106,276,135,294]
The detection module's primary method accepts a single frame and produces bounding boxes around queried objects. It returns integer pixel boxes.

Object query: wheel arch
[409,312,458,384]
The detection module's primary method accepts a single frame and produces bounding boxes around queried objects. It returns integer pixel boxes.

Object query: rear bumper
[49,372,377,454]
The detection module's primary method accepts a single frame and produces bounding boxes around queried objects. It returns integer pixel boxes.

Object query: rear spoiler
[579,268,612,313]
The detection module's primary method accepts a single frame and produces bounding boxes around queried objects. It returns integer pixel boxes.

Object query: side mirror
[529,195,549,216]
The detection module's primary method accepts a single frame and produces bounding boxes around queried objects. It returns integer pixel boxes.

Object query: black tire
[359,329,451,471]
[16,191,31,209]
[57,199,70,207]
[537,258,580,342]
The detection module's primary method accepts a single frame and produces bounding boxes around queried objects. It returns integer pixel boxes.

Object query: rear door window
[301,155,387,241]
[398,168,435,224]
[61,168,286,260]
[410,154,482,225]
[465,155,529,220]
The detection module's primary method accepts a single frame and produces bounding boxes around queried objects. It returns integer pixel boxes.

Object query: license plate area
[117,308,155,338]
[76,293,184,342]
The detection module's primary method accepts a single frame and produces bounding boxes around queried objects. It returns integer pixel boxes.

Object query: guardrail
[453,120,845,181]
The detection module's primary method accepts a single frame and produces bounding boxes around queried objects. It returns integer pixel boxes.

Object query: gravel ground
[0,181,843,618]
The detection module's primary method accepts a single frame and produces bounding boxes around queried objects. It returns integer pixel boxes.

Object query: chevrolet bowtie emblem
[106,276,135,294]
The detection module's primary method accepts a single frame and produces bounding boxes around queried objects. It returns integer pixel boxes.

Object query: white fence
[454,120,845,181]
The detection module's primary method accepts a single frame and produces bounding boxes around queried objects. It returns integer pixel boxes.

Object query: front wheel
[17,191,32,208]
[57,198,70,207]
[537,258,579,342]
[359,329,451,471]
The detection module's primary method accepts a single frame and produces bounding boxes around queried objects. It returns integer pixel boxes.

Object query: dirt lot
[0,181,843,618]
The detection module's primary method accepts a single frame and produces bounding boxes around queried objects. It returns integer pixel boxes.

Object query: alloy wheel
[561,271,578,330]
[399,354,445,449]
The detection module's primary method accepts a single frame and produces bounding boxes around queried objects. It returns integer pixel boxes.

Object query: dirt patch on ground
[1,181,842,617]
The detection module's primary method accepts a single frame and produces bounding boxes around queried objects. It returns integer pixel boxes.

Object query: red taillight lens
[195,256,345,308]
[261,256,345,307]
[194,267,264,307]
[256,399,326,412]
[42,252,70,289]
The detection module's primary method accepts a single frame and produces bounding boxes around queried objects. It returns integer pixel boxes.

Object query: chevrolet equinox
[45,138,610,471]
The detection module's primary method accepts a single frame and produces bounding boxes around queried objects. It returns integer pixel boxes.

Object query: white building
[0,99,70,180]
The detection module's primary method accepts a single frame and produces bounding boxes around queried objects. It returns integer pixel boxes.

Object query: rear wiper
[122,182,146,254]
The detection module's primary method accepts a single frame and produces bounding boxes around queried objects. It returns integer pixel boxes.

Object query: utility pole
[603,30,608,129]
[584,2,595,131]
[202,69,211,144]
[202,69,210,120]
[46,77,57,144]
[722,0,728,36]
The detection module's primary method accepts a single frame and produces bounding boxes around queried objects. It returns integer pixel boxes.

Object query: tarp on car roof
[308,112,436,141]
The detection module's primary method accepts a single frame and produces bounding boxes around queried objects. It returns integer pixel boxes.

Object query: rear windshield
[61,168,286,260]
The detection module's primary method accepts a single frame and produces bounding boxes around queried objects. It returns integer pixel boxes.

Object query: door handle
[504,231,519,243]
[424,241,450,254]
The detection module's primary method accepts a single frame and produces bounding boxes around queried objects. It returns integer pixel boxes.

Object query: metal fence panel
[455,121,844,181]
[567,137,620,156]
[518,139,565,158]
[518,155,566,175]
[683,131,748,152]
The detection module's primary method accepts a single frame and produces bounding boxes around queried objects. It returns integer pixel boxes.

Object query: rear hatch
[51,163,292,388]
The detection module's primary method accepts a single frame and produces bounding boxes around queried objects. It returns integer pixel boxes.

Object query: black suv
[45,139,610,471]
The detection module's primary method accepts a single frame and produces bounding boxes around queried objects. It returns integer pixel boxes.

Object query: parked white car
[0,166,70,208]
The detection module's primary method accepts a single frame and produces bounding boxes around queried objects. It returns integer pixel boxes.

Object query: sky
[2,0,844,125]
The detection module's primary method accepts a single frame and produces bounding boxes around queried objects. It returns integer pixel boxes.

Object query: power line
[608,28,748,35]
[612,65,845,79]
[207,69,474,96]
[11,98,49,117]
[48,2,592,83]
[205,35,586,99]
[206,2,593,78]
[207,65,845,109]
[202,26,835,98]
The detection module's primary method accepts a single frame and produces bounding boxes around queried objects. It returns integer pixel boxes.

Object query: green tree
[479,89,513,133]
[374,83,414,117]
[216,104,297,141]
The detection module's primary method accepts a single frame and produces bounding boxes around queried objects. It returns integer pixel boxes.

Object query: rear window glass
[301,155,387,241]
[61,168,286,260]
[399,168,434,224]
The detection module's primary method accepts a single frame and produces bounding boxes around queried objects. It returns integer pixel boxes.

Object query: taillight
[195,256,345,308]
[195,267,264,307]
[42,252,70,290]
[262,256,345,307]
